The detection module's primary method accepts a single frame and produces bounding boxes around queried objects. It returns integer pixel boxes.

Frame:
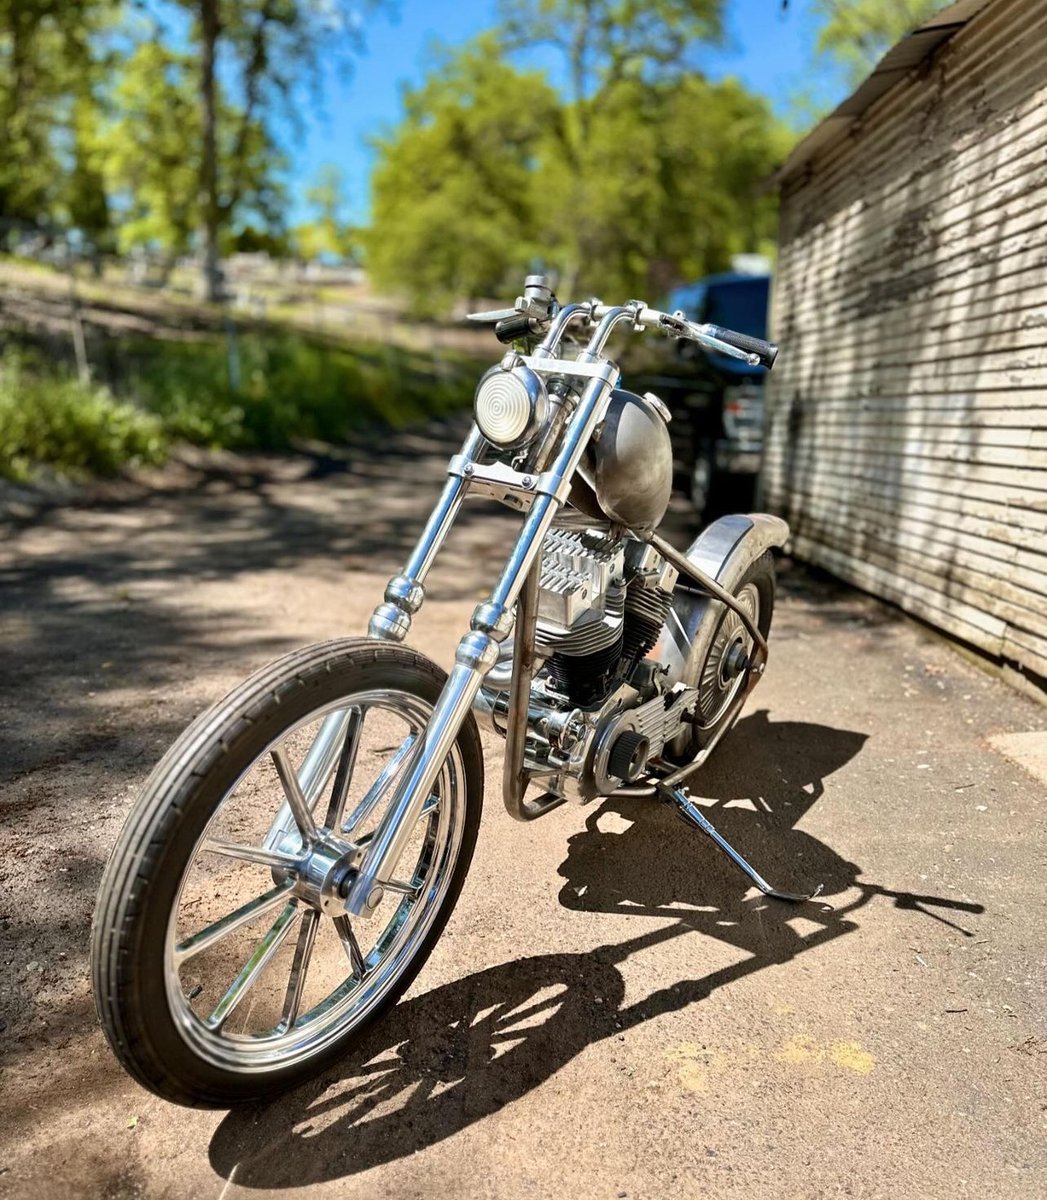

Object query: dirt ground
[1,419,1045,1200]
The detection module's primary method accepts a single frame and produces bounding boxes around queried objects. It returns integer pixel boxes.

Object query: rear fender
[653,513,789,686]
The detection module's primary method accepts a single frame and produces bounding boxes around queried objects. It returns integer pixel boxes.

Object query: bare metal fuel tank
[568,388,673,532]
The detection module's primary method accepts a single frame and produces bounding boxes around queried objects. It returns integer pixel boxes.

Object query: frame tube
[501,559,565,820]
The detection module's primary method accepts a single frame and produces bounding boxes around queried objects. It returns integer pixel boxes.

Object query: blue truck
[638,270,772,519]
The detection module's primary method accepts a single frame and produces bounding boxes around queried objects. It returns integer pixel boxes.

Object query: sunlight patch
[595,811,635,834]
[988,731,1047,787]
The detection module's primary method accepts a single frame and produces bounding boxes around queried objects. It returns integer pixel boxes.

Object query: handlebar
[468,297,778,369]
[699,324,778,369]
[494,312,540,344]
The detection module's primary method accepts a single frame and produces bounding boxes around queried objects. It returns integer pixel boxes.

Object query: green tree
[0,1,118,233]
[548,74,787,299]
[365,25,788,312]
[813,0,943,86]
[499,0,723,108]
[64,93,115,257]
[102,42,284,268]
[497,0,727,293]
[295,164,355,261]
[173,0,376,299]
[364,40,562,313]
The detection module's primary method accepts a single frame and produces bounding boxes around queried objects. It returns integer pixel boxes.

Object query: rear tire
[91,638,483,1108]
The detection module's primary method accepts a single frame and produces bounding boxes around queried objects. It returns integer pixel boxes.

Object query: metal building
[763,0,1046,690]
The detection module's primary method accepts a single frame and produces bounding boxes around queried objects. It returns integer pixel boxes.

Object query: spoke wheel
[92,639,483,1107]
[666,551,776,764]
[694,582,760,730]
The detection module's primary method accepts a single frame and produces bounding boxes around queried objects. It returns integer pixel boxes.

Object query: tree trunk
[199,0,222,302]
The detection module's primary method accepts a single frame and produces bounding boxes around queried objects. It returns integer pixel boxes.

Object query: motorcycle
[91,275,816,1107]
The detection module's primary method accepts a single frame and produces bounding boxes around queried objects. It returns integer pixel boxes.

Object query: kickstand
[659,784,822,904]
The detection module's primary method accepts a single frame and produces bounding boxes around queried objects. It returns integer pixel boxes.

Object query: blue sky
[285,0,847,226]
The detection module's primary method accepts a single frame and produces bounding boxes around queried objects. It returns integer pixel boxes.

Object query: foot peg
[660,785,821,904]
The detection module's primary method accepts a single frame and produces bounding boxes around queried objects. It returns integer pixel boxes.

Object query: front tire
[91,638,483,1107]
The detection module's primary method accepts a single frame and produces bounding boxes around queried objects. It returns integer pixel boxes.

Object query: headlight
[474,364,548,448]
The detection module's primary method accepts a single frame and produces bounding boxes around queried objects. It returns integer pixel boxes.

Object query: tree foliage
[365,25,788,313]
[295,164,356,261]
[813,0,944,87]
[0,1,119,232]
[0,0,376,292]
[364,39,563,312]
[499,0,722,106]
[101,41,282,260]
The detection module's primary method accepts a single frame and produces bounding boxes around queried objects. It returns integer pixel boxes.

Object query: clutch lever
[465,307,519,324]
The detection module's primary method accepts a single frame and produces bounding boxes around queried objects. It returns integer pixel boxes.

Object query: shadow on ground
[0,416,510,784]
[209,711,982,1187]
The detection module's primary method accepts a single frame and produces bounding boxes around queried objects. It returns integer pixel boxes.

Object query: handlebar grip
[704,325,779,369]
[494,313,536,344]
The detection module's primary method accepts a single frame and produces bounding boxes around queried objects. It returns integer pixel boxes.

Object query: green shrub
[0,326,485,478]
[118,329,481,451]
[0,351,167,480]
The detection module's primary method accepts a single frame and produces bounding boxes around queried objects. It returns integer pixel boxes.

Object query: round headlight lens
[474,365,548,448]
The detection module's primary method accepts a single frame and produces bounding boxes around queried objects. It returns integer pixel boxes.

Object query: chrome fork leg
[660,785,821,903]
[344,368,619,918]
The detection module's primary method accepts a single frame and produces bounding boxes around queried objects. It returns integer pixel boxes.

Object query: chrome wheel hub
[274,828,359,917]
[695,582,760,728]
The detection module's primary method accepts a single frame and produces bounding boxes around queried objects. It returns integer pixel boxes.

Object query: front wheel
[91,638,484,1107]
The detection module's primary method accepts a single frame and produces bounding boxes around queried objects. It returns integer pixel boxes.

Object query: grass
[0,350,166,481]
[0,325,485,481]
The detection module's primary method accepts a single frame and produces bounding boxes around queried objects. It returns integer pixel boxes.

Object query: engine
[535,526,675,707]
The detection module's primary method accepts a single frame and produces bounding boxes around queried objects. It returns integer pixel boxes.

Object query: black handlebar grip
[705,324,779,369]
[494,313,536,344]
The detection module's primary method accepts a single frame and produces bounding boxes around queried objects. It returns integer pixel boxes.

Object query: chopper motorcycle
[92,275,816,1107]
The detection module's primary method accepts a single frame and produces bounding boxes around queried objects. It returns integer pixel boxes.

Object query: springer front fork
[344,306,640,917]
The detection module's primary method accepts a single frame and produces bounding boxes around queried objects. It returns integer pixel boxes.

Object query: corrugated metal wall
[763,0,1047,684]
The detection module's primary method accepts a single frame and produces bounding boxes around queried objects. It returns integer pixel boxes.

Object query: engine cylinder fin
[622,578,672,664]
[545,629,625,707]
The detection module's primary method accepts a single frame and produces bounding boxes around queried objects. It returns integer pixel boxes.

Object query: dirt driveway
[1,421,1045,1199]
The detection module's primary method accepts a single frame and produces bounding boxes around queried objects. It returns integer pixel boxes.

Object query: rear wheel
[91,638,483,1107]
[667,551,775,763]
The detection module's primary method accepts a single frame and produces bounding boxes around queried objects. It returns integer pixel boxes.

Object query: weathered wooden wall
[763,0,1047,685]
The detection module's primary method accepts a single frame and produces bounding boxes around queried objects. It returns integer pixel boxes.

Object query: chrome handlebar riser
[578,303,643,362]
[533,303,594,359]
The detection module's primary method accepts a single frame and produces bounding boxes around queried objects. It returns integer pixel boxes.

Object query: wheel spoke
[271,746,318,843]
[279,908,319,1030]
[175,882,295,964]
[333,914,367,979]
[383,877,422,897]
[206,901,300,1030]
[202,839,301,871]
[341,732,417,836]
[324,707,364,830]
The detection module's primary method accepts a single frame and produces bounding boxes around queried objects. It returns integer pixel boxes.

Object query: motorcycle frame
[341,303,769,919]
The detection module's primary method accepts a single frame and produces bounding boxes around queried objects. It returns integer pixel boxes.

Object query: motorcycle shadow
[209,712,983,1187]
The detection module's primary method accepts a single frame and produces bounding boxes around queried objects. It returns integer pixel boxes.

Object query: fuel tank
[568,388,673,532]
